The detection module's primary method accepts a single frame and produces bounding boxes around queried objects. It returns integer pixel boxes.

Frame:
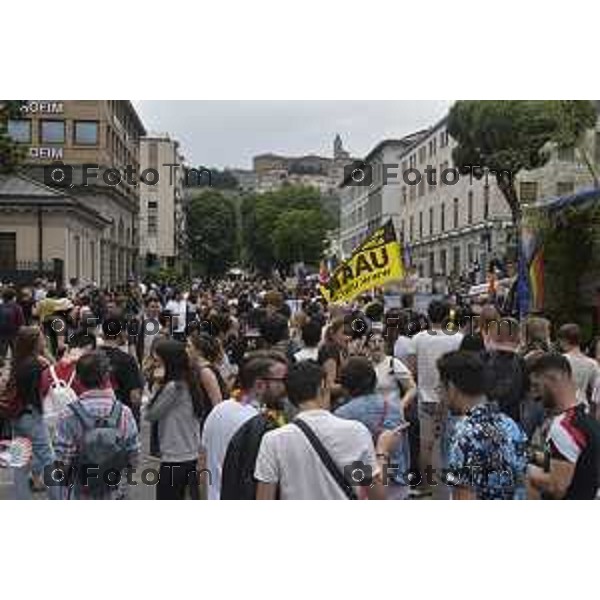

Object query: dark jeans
[156,460,200,500]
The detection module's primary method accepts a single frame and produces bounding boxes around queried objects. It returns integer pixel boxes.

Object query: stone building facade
[339,107,600,285]
[138,135,186,270]
[7,100,146,287]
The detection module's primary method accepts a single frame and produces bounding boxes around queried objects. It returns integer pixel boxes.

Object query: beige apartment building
[138,135,187,270]
[339,107,600,283]
[5,100,146,287]
[395,118,513,280]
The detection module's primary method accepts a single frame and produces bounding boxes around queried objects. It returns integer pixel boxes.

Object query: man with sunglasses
[219,352,289,499]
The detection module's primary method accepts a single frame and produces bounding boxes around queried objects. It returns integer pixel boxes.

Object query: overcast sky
[134,101,452,170]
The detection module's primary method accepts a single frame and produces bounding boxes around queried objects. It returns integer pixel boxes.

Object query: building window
[429,207,434,235]
[483,185,490,220]
[148,142,158,169]
[418,179,425,197]
[453,246,460,275]
[148,215,158,236]
[441,203,446,232]
[440,130,447,148]
[419,147,427,164]
[432,136,437,156]
[0,233,16,270]
[402,186,407,204]
[401,220,405,242]
[74,235,81,279]
[428,252,435,277]
[7,119,31,143]
[595,132,600,165]
[519,181,538,204]
[409,216,414,241]
[40,120,65,144]
[557,181,575,196]
[74,121,99,145]
[409,185,416,202]
[440,249,447,276]
[453,198,459,229]
[419,211,423,239]
[90,240,96,282]
[468,243,475,264]
[467,190,473,224]
[557,146,575,162]
[148,200,158,210]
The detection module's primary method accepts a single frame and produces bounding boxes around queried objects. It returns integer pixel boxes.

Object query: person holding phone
[335,357,411,499]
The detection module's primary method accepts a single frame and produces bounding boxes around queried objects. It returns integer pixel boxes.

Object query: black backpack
[566,406,600,499]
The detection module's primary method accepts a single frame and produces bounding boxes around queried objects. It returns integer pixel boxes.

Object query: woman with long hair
[187,331,228,404]
[318,317,351,407]
[144,339,212,500]
[8,326,59,499]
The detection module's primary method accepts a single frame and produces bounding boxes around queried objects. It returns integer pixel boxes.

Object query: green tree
[271,208,329,271]
[187,190,237,277]
[537,202,600,327]
[241,185,331,273]
[0,101,25,173]
[210,168,240,190]
[446,100,597,227]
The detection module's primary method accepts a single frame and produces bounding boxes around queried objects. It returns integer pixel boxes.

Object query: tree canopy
[186,190,238,277]
[241,185,333,273]
[447,100,597,223]
[0,101,25,173]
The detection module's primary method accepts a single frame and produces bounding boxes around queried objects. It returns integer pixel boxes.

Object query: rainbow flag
[529,247,544,312]
[518,225,544,316]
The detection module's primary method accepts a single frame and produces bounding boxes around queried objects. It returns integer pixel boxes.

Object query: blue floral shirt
[447,402,527,499]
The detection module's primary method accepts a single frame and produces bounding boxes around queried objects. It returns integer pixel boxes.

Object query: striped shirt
[546,404,600,499]
[54,388,140,499]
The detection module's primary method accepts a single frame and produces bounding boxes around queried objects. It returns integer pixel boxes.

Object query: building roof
[339,129,430,187]
[254,153,286,160]
[0,171,112,225]
[399,117,448,157]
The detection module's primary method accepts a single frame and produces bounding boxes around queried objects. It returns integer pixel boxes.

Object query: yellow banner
[320,220,404,304]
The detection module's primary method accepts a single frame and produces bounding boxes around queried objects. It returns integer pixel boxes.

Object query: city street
[0,416,158,500]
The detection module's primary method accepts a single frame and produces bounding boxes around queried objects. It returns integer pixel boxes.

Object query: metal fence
[0,259,64,286]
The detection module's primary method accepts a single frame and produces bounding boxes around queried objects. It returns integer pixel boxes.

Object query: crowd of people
[0,274,599,500]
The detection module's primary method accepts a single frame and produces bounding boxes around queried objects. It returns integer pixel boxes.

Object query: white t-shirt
[564,352,600,405]
[294,347,319,362]
[254,409,377,500]
[373,356,412,395]
[165,299,188,333]
[201,399,258,500]
[394,336,413,364]
[409,328,463,404]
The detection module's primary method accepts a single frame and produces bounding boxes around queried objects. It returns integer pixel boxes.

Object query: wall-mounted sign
[21,101,64,114]
[29,147,64,160]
